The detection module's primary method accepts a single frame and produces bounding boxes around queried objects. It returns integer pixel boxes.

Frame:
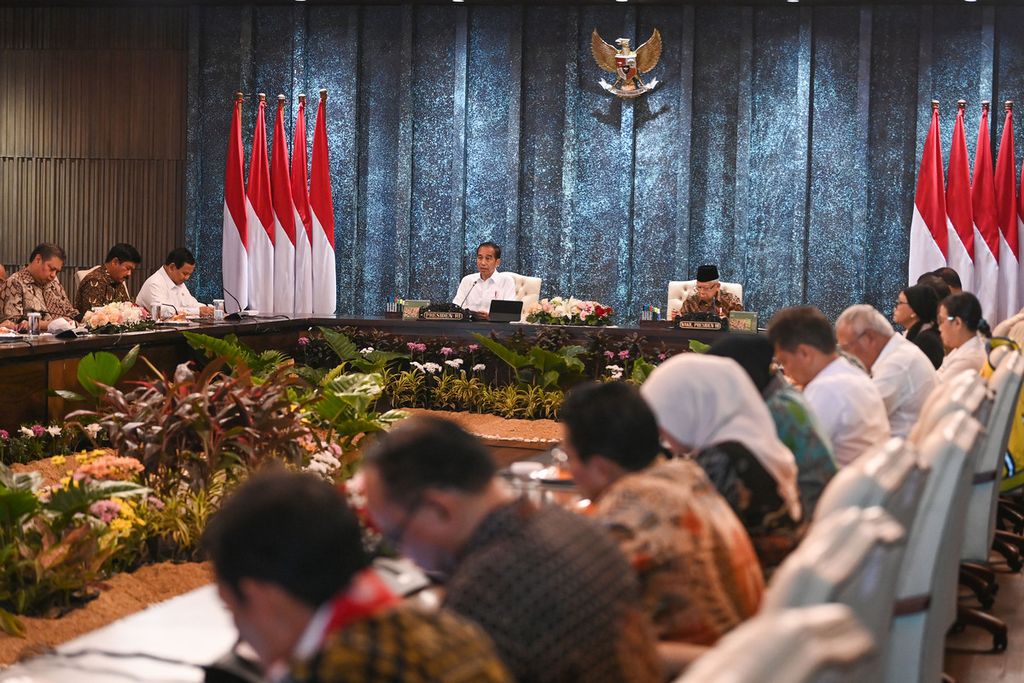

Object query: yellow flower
[59,476,71,488]
[50,455,66,466]
[109,518,133,535]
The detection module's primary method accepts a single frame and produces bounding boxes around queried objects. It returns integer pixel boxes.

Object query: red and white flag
[292,96,314,316]
[995,103,1019,322]
[946,102,974,295]
[909,101,949,283]
[310,90,337,316]
[972,102,1000,324]
[271,96,299,314]
[246,94,275,314]
[222,93,248,314]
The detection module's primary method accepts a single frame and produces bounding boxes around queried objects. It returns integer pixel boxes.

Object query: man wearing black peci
[678,264,743,317]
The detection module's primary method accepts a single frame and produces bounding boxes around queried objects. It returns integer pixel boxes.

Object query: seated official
[136,248,214,317]
[894,284,944,369]
[768,306,890,467]
[74,243,142,313]
[203,471,512,683]
[1,242,78,332]
[560,382,764,657]
[677,264,743,318]
[836,305,937,439]
[708,335,837,519]
[452,241,516,320]
[936,292,990,386]
[363,416,661,683]
[932,266,963,295]
[641,355,803,573]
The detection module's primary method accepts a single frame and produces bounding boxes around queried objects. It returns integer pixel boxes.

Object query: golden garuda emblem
[591,28,662,98]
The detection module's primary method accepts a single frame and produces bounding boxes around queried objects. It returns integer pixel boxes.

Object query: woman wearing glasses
[936,292,991,385]
[893,284,944,369]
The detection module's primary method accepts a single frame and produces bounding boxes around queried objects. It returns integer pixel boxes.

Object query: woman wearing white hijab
[641,354,803,571]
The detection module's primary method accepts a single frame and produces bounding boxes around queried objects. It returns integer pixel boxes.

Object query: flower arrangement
[81,302,154,334]
[525,297,614,327]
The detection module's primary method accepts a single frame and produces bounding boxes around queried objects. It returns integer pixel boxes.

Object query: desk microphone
[223,287,244,321]
[457,278,478,309]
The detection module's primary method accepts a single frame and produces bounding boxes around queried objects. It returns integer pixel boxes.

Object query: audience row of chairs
[677,347,1024,683]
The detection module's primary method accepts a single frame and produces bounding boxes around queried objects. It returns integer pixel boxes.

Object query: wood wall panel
[0,6,188,311]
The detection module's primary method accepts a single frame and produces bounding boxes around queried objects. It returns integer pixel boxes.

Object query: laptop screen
[488,299,523,323]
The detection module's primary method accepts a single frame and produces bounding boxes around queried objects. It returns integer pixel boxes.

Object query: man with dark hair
[560,382,763,668]
[932,266,963,295]
[135,247,213,317]
[1,242,78,330]
[362,415,661,683]
[74,242,142,312]
[768,306,889,466]
[678,264,743,317]
[203,470,511,683]
[452,241,516,320]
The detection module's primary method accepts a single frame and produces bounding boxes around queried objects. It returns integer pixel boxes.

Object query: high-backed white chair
[906,370,987,446]
[502,271,541,321]
[813,438,924,534]
[763,506,905,682]
[666,280,743,319]
[674,604,876,683]
[885,410,982,683]
[962,350,1024,565]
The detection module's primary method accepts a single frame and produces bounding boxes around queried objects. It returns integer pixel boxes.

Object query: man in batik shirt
[2,243,78,331]
[363,416,662,683]
[677,264,743,317]
[560,382,764,672]
[74,243,142,313]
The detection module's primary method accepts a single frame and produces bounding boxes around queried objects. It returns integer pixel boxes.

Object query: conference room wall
[0,7,187,301]
[182,3,1024,322]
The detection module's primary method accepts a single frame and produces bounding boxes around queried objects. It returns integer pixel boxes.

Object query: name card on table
[420,310,471,322]
[676,319,724,331]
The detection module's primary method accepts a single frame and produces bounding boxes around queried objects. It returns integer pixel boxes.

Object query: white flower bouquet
[525,296,614,327]
[81,302,154,334]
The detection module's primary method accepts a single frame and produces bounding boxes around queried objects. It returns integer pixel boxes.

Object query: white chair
[885,410,982,683]
[813,438,924,535]
[502,271,541,321]
[906,370,987,446]
[763,506,905,682]
[666,279,743,319]
[962,350,1024,564]
[674,604,876,683]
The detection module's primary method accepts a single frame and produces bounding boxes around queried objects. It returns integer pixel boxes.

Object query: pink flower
[89,500,121,524]
[0,430,7,440]
[297,336,310,347]
[146,495,165,510]
[603,350,615,360]
[468,344,480,352]
[406,342,427,353]
[440,347,454,356]
[618,350,630,360]
[31,425,45,438]
[658,353,668,361]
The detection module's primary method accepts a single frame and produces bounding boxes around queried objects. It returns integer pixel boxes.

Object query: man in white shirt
[835,304,938,438]
[452,241,517,320]
[768,305,891,466]
[136,248,213,318]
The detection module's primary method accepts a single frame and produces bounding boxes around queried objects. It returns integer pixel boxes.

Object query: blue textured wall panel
[184,3,1023,323]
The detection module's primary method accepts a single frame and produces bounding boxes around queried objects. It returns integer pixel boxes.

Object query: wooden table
[0,316,729,430]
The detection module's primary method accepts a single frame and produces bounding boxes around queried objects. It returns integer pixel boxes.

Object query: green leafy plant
[182,331,290,378]
[306,372,407,451]
[319,327,408,374]
[51,345,140,403]
[471,333,585,390]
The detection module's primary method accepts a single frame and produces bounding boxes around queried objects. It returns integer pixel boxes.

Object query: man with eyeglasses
[678,264,743,317]
[361,415,662,683]
[835,304,937,438]
[768,305,890,467]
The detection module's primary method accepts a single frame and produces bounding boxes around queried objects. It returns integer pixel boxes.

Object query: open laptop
[488,299,523,323]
